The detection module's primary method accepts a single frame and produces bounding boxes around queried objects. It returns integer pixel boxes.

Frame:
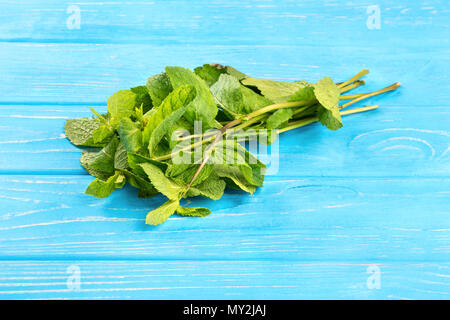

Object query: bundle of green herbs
[64,64,400,225]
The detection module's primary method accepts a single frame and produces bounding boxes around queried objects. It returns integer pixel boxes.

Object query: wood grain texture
[0,260,449,300]
[0,0,447,47]
[0,0,448,299]
[0,175,448,262]
[0,105,448,176]
[0,43,448,106]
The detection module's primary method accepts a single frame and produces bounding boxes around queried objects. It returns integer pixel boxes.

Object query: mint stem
[340,80,364,93]
[337,69,369,88]
[278,105,379,134]
[340,82,401,110]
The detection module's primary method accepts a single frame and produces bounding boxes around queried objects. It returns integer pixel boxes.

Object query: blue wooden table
[0,0,448,299]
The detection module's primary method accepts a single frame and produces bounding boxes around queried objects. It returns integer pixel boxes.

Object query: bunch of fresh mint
[64,64,400,225]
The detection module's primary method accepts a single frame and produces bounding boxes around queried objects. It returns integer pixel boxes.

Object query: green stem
[340,80,365,93]
[337,69,369,88]
[242,100,315,121]
[340,93,365,100]
[277,105,379,134]
[340,82,401,110]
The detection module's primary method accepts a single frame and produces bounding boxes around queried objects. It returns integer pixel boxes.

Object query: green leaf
[165,163,213,187]
[194,64,227,86]
[80,137,119,180]
[130,85,152,113]
[64,118,105,147]
[92,124,114,144]
[225,65,247,80]
[85,171,126,198]
[241,77,309,103]
[314,77,340,110]
[146,72,173,108]
[128,153,167,180]
[214,164,256,194]
[107,90,137,125]
[210,140,265,187]
[187,172,226,200]
[165,66,218,130]
[318,106,343,131]
[288,85,316,102]
[118,118,142,153]
[142,85,196,156]
[266,108,294,129]
[194,64,247,86]
[211,74,272,117]
[176,206,211,217]
[114,141,129,170]
[264,86,316,129]
[122,169,158,197]
[139,162,185,200]
[146,199,179,225]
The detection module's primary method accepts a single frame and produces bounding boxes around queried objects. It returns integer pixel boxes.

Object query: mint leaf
[241,77,308,103]
[165,163,213,187]
[107,90,137,125]
[146,199,179,225]
[85,171,126,198]
[211,74,272,116]
[314,77,340,110]
[165,66,218,130]
[187,172,225,200]
[146,72,173,108]
[118,118,142,154]
[265,86,316,129]
[176,206,211,217]
[318,106,343,130]
[194,64,246,85]
[128,153,167,179]
[194,64,227,86]
[142,85,196,156]
[266,108,294,129]
[122,169,157,197]
[225,65,247,80]
[64,118,106,147]
[214,164,256,194]
[139,162,185,200]
[288,85,316,102]
[80,137,119,180]
[130,85,152,113]
[92,123,114,144]
[114,141,129,170]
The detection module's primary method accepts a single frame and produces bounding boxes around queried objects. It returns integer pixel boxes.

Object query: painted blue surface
[0,0,449,299]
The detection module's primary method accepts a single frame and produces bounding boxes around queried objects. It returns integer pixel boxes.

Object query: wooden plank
[0,43,448,105]
[0,260,448,299]
[0,0,447,48]
[0,175,448,261]
[0,105,448,176]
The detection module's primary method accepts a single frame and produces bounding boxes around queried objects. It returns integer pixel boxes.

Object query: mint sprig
[65,64,400,225]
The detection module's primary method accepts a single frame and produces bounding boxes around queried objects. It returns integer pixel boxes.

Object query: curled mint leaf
[176,206,211,217]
